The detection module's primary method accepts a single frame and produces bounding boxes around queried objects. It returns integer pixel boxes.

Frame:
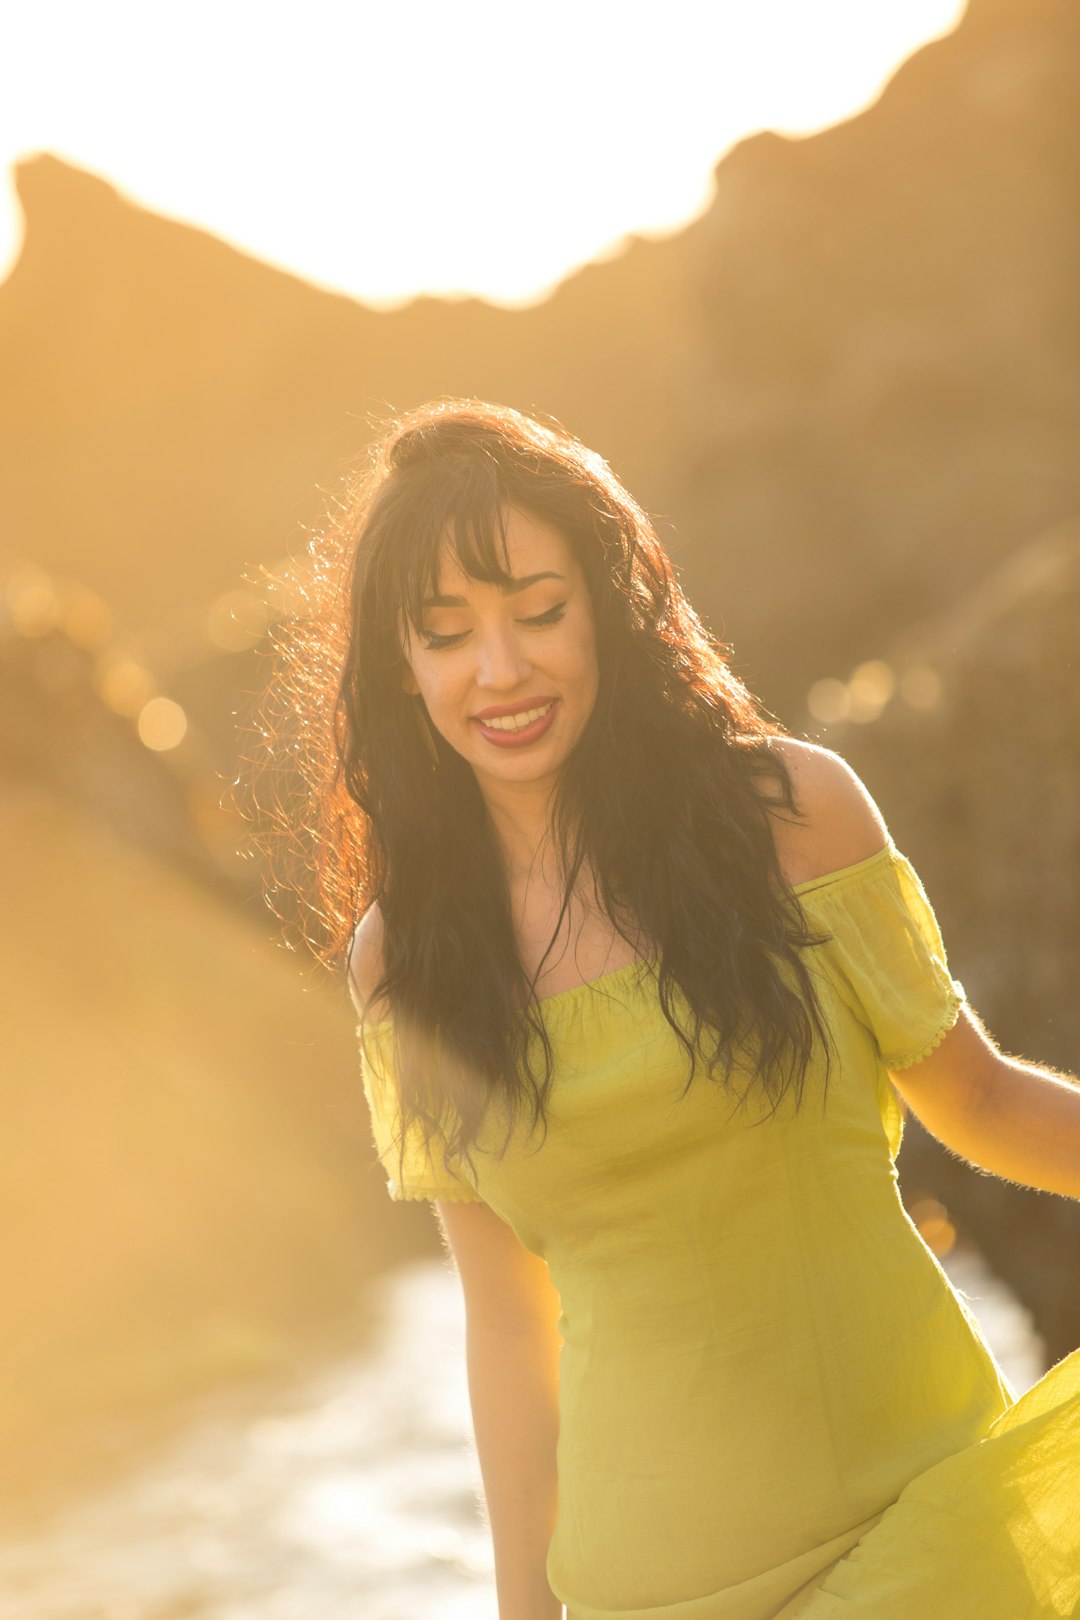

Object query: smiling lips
[472,698,558,747]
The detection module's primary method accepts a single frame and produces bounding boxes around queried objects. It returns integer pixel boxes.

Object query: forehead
[433,505,574,590]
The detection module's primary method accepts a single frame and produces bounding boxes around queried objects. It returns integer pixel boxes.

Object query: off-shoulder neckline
[358,955,655,1030]
[786,837,897,897]
[356,841,902,1031]
[531,841,900,1010]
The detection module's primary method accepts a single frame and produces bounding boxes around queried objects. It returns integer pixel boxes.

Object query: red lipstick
[473,697,557,720]
[472,698,559,749]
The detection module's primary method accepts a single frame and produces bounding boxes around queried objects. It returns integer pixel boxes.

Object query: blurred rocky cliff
[0,0,1075,720]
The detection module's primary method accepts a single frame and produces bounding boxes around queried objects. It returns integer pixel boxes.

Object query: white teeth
[481,701,554,733]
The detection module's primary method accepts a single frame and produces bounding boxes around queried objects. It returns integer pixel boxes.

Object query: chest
[511,888,647,999]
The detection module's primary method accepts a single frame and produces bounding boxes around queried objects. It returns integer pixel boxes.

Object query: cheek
[414,660,464,720]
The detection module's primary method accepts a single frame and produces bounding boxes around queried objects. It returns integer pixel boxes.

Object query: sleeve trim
[881,983,966,1071]
[389,1182,484,1203]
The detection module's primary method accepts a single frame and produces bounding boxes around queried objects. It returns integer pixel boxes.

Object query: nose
[475,622,532,691]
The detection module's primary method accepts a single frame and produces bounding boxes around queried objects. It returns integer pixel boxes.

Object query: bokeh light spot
[807,678,850,724]
[909,1197,957,1258]
[62,584,114,650]
[95,653,157,716]
[137,696,188,751]
[5,565,60,637]
[848,659,896,722]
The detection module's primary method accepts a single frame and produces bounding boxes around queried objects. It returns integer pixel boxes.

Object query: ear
[401,659,420,697]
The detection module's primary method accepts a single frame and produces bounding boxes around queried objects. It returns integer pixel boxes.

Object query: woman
[265,397,1080,1618]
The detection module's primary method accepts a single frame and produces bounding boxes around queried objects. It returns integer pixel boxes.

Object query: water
[0,1263,496,1620]
[0,1247,1046,1620]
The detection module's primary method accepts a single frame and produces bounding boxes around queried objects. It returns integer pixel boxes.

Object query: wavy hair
[241,397,836,1194]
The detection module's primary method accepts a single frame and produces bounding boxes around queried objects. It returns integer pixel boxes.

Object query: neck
[476,770,563,888]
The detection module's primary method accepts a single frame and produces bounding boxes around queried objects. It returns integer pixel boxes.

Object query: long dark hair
[242,397,835,1193]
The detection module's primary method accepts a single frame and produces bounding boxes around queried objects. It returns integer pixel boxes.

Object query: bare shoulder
[761,736,891,889]
[346,902,389,1020]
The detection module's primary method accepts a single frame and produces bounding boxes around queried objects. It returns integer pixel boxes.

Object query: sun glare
[2,0,966,308]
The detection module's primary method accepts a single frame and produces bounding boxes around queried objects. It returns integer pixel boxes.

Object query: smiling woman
[247,396,1080,1620]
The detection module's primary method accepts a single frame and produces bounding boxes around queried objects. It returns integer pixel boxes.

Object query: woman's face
[400,505,600,801]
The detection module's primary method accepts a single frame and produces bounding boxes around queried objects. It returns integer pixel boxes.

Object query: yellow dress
[357,842,1080,1618]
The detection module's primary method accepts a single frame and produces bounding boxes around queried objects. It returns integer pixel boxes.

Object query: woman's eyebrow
[421,571,565,609]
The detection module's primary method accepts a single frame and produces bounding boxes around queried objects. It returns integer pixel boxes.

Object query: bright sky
[1,0,966,310]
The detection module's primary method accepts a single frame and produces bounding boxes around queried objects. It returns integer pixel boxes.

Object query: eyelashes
[420,602,567,652]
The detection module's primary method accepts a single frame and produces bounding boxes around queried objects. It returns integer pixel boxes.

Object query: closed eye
[420,602,567,651]
[523,602,567,628]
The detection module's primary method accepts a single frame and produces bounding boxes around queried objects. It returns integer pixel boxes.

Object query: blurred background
[1,0,1078,1613]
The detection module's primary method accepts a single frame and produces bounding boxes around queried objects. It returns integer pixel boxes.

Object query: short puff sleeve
[357,1016,484,1204]
[797,842,968,1071]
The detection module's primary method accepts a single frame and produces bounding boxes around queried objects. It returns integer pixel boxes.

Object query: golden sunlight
[2,0,966,308]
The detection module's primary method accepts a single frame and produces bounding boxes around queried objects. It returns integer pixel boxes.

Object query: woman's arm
[768,737,1080,1203]
[888,1011,1080,1201]
[437,1198,564,1620]
[349,916,563,1612]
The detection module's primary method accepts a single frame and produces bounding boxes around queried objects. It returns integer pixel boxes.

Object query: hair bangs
[394,459,517,636]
